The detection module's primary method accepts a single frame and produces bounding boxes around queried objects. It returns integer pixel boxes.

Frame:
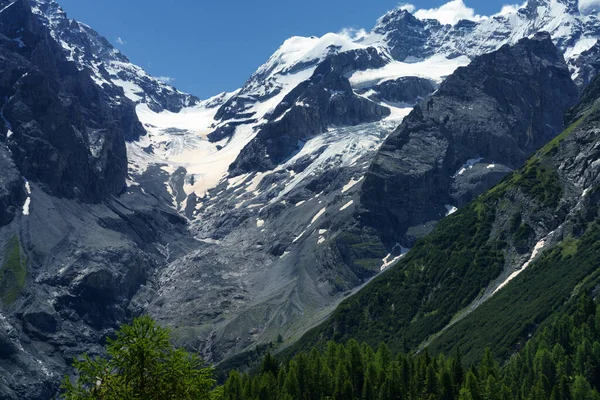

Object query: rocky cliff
[360,32,579,247]
[0,1,196,398]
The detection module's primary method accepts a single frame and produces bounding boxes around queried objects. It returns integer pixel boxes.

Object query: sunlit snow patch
[493,232,554,295]
[445,205,458,216]
[339,200,354,211]
[311,207,327,225]
[381,245,410,271]
[348,54,471,89]
[452,158,483,178]
[341,177,364,193]
[22,179,31,216]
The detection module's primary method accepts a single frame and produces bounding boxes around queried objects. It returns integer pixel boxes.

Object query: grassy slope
[0,236,26,305]
[283,102,599,364]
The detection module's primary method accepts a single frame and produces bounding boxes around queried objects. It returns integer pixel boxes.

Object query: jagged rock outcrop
[371,9,437,61]
[0,2,198,399]
[0,0,143,202]
[229,48,391,175]
[363,76,436,104]
[32,0,199,113]
[0,147,25,226]
[360,32,579,246]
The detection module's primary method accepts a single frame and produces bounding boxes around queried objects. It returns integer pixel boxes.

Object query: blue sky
[57,0,511,99]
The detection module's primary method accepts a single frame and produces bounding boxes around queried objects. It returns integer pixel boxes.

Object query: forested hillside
[220,295,600,400]
[286,74,600,365]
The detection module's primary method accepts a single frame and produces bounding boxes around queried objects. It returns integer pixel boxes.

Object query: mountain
[0,1,197,398]
[292,66,600,366]
[0,0,599,397]
[359,32,578,248]
[31,0,199,113]
[366,0,600,87]
[134,1,596,369]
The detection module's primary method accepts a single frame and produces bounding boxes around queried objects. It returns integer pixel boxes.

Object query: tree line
[63,295,600,399]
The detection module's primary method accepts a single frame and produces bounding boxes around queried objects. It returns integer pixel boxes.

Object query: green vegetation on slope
[221,294,600,399]
[285,90,596,363]
[429,217,600,364]
[0,236,27,305]
[63,298,600,400]
[289,185,513,355]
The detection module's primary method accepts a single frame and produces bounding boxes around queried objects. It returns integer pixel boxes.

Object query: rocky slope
[292,70,600,366]
[360,32,579,247]
[0,1,199,398]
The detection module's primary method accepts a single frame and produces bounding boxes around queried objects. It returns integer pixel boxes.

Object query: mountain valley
[1,0,600,398]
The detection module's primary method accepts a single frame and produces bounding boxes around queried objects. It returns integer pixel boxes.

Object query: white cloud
[397,3,416,13]
[413,0,488,25]
[338,27,368,41]
[493,2,527,16]
[116,37,126,45]
[156,76,175,84]
[579,0,600,15]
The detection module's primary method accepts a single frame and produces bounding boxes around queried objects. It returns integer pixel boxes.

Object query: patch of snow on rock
[452,157,484,178]
[493,233,553,295]
[381,245,410,271]
[311,207,327,225]
[22,179,31,216]
[445,205,458,216]
[340,200,354,211]
[349,54,471,89]
[341,177,364,193]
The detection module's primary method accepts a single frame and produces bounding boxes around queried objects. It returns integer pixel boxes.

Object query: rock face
[360,33,579,246]
[31,0,199,113]
[229,48,391,175]
[0,147,26,226]
[372,9,432,61]
[0,1,199,399]
[363,76,436,104]
[0,0,144,202]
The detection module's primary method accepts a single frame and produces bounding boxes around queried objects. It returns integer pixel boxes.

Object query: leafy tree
[62,316,215,400]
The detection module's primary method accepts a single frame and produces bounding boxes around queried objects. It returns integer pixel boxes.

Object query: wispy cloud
[397,3,416,13]
[337,27,368,41]
[493,2,526,16]
[413,0,487,25]
[116,37,126,45]
[156,76,175,84]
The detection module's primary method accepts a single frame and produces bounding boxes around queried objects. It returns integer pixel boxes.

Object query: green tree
[572,375,595,400]
[61,316,215,400]
[261,353,280,377]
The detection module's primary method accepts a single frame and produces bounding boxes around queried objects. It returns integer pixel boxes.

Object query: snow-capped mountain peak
[30,0,199,113]
[360,0,600,86]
